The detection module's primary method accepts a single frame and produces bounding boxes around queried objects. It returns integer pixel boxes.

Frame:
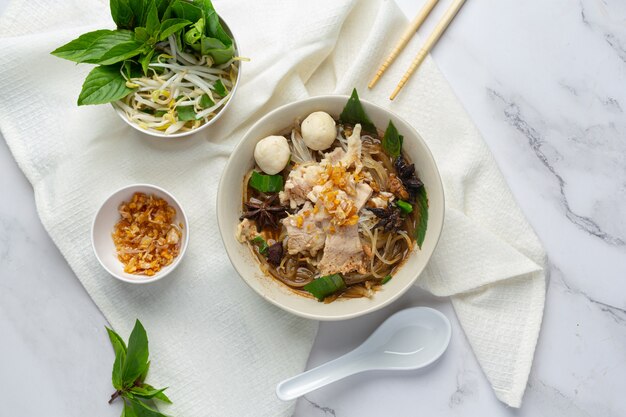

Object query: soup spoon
[276,306,452,401]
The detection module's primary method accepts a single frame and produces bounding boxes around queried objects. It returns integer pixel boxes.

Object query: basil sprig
[106,320,172,417]
[51,0,234,106]
[382,120,403,158]
[339,88,376,133]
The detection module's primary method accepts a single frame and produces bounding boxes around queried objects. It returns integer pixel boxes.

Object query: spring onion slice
[251,236,269,255]
[381,275,393,285]
[396,200,413,214]
[303,274,346,301]
[249,171,284,193]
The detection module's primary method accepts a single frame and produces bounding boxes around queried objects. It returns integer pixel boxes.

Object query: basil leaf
[122,401,134,417]
[123,60,143,79]
[110,0,135,29]
[199,93,214,108]
[414,186,428,249]
[106,327,127,390]
[176,105,197,121]
[145,0,160,37]
[78,65,135,105]
[171,0,202,22]
[249,171,283,193]
[339,88,376,133]
[134,27,149,43]
[128,398,169,417]
[130,384,171,403]
[158,18,191,41]
[303,274,346,301]
[382,120,403,158]
[139,49,155,75]
[51,29,134,63]
[200,36,234,65]
[155,0,170,19]
[96,40,146,65]
[137,360,150,383]
[200,0,232,45]
[129,0,147,27]
[213,78,226,97]
[122,319,149,387]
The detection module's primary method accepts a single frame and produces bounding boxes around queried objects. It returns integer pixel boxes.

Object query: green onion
[396,200,413,214]
[382,120,403,158]
[250,236,268,255]
[214,79,226,97]
[249,171,284,193]
[303,274,346,301]
[199,94,214,109]
[381,275,392,285]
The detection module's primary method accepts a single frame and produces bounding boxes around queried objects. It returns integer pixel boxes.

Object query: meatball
[301,111,336,151]
[254,135,291,175]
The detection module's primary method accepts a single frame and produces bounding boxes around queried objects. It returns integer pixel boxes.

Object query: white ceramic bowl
[217,95,445,320]
[113,16,241,139]
[92,184,189,284]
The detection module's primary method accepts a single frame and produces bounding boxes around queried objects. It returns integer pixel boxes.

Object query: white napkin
[0,0,545,412]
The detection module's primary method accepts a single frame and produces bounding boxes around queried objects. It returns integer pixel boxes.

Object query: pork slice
[283,202,326,256]
[355,182,372,211]
[279,164,323,209]
[318,223,367,276]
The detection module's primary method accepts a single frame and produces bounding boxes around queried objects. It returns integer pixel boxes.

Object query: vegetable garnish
[381,275,393,285]
[248,171,284,193]
[382,120,404,158]
[51,0,239,135]
[303,274,347,301]
[106,320,173,417]
[251,235,269,255]
[339,88,376,133]
[414,186,429,249]
[396,200,413,214]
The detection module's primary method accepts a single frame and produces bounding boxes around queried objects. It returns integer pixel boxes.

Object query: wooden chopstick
[390,0,467,100]
[368,0,439,89]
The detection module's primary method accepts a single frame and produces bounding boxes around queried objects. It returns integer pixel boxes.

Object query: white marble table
[1,0,625,416]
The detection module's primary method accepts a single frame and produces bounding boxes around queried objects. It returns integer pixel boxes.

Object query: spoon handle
[276,350,369,401]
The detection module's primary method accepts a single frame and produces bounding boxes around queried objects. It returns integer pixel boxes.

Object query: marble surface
[1,0,625,416]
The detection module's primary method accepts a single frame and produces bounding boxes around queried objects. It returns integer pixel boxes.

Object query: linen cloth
[0,0,546,413]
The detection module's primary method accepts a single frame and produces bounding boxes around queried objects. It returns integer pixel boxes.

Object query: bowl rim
[217,94,445,320]
[91,183,190,284]
[112,14,242,139]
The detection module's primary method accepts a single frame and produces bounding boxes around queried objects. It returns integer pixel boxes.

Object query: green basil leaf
[156,0,170,19]
[171,0,202,22]
[51,29,134,63]
[382,120,403,158]
[176,105,197,121]
[129,0,147,27]
[77,65,135,106]
[213,78,226,97]
[184,19,203,47]
[139,49,155,75]
[96,40,146,65]
[200,0,232,45]
[145,0,160,36]
[303,274,346,301]
[123,60,143,79]
[110,0,135,29]
[122,319,149,387]
[130,384,171,403]
[128,398,169,417]
[414,186,428,249]
[158,18,191,41]
[138,360,150,383]
[199,93,214,109]
[106,327,127,390]
[339,88,376,133]
[134,27,149,43]
[200,36,234,65]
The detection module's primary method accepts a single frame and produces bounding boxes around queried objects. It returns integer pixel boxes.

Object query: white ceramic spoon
[276,306,452,401]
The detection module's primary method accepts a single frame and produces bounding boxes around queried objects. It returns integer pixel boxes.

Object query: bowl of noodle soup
[217,94,444,320]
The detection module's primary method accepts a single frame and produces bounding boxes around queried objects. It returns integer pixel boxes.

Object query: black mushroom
[369,206,405,232]
[267,242,284,266]
[394,156,423,201]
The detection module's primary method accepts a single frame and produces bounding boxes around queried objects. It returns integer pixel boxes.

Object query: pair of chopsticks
[369,0,467,100]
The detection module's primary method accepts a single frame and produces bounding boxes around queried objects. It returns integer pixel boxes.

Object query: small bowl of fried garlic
[92,184,189,284]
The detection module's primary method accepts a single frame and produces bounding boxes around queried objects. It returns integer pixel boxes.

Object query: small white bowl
[91,184,189,284]
[217,95,445,321]
[113,15,241,139]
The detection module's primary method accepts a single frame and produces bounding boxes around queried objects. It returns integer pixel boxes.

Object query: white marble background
[1,0,625,416]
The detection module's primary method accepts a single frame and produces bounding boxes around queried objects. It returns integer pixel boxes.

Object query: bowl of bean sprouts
[112,16,241,138]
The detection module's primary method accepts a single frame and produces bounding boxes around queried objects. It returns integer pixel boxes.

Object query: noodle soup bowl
[217,95,444,321]
[112,15,241,139]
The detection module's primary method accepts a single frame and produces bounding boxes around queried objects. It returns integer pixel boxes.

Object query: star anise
[394,156,423,201]
[241,195,288,232]
[369,206,404,232]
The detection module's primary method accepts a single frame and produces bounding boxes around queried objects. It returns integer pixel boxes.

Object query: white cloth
[0,0,545,412]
